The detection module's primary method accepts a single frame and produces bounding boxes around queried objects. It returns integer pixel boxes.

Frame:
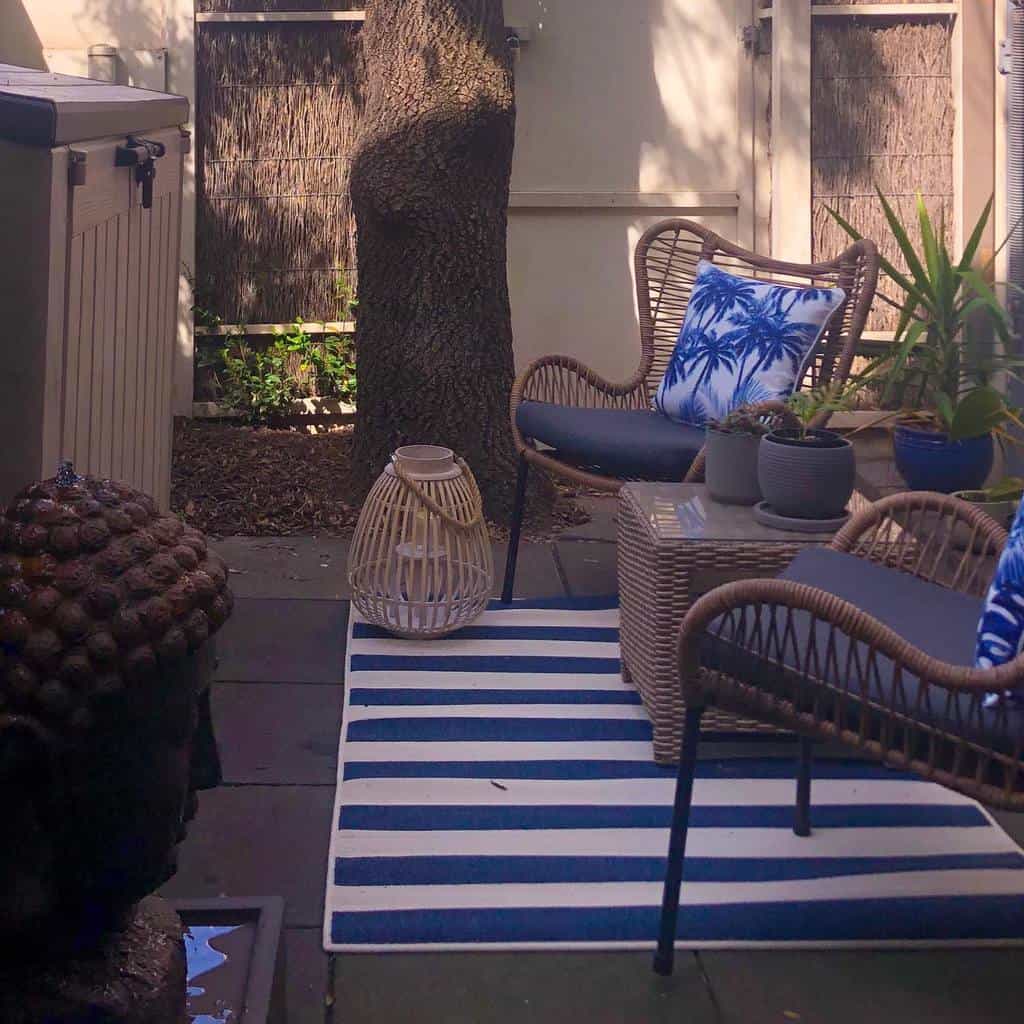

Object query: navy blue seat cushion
[702,547,1024,753]
[516,401,705,481]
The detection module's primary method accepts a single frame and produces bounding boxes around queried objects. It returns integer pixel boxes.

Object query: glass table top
[623,483,866,543]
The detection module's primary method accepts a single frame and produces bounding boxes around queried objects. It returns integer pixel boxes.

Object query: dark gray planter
[705,428,763,505]
[758,428,855,520]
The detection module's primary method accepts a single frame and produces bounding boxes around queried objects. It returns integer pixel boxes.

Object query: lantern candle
[348,446,493,638]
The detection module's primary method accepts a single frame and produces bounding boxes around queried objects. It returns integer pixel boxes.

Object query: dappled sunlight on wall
[504,0,752,382]
[642,1,743,193]
[0,1,45,67]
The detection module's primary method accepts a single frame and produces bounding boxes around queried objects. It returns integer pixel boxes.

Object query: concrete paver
[169,525,1024,1024]
[162,785,334,929]
[215,598,349,684]
[213,682,343,785]
[699,948,1024,1024]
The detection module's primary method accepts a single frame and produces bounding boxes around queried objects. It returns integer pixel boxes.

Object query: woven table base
[617,485,831,763]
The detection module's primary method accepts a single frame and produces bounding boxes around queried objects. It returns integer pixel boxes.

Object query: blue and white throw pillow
[653,260,846,427]
[976,500,1024,705]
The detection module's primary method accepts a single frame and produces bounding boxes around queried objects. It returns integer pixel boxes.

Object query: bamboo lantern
[348,445,493,638]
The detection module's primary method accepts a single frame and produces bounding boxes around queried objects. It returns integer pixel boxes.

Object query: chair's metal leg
[500,454,530,603]
[794,736,814,838]
[653,704,704,977]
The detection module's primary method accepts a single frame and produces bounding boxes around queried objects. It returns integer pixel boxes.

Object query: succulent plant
[708,408,773,437]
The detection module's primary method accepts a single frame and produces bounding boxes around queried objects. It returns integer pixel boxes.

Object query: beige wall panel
[505,0,753,374]
[508,210,739,380]
[507,0,749,195]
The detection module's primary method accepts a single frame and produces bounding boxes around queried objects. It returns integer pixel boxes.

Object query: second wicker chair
[501,218,879,601]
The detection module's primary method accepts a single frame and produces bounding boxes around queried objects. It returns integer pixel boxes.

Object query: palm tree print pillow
[976,501,1024,704]
[653,260,846,426]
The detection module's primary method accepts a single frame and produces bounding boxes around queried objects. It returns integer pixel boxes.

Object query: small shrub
[220,338,296,425]
[333,270,359,323]
[275,319,357,403]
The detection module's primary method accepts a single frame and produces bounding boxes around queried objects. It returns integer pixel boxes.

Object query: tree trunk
[350,0,523,521]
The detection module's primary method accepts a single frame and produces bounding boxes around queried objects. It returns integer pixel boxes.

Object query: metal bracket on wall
[741,23,769,56]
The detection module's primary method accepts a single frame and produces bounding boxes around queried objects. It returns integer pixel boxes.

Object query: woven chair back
[633,219,879,404]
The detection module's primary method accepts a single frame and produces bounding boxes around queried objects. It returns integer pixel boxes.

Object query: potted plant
[704,407,773,505]
[758,384,856,521]
[829,190,1022,493]
[951,475,1023,530]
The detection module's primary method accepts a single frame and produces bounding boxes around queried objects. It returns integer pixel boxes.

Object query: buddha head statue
[0,467,232,949]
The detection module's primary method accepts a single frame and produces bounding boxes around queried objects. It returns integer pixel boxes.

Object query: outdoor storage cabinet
[0,65,188,508]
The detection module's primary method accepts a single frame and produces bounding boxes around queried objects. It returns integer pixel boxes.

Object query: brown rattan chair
[502,218,879,601]
[653,492,1024,975]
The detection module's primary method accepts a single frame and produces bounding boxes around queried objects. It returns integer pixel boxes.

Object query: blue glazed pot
[892,426,994,493]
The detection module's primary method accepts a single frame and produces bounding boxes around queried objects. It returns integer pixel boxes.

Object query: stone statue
[0,467,232,1021]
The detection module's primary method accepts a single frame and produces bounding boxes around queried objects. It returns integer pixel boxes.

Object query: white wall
[1,0,196,417]
[504,0,754,381]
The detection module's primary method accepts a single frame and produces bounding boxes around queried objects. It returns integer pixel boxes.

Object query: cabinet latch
[68,149,87,187]
[115,136,166,209]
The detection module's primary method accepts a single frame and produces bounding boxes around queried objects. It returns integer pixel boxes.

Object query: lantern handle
[390,455,486,531]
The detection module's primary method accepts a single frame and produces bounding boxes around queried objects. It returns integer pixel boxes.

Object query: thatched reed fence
[192,1,959,352]
[811,15,955,332]
[195,4,364,325]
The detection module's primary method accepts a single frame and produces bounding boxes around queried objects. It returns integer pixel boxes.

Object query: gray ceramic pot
[950,490,1017,530]
[705,428,763,505]
[758,428,855,520]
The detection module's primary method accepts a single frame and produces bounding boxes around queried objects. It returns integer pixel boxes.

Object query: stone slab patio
[162,501,1024,1023]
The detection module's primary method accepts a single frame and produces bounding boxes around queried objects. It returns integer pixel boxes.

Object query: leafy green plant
[785,383,853,436]
[779,349,895,440]
[275,319,357,402]
[827,189,1022,442]
[220,338,295,425]
[976,476,1024,503]
[184,264,223,331]
[333,271,359,323]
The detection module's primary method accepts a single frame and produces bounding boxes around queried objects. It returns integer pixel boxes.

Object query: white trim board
[507,191,740,211]
[195,11,366,23]
[759,3,958,18]
[195,322,355,336]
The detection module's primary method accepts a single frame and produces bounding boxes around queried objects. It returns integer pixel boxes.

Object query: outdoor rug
[324,597,1024,952]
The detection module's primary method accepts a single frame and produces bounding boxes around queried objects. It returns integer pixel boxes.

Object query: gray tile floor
[163,502,1024,1023]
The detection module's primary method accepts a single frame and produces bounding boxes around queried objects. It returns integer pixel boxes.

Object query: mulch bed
[172,418,588,540]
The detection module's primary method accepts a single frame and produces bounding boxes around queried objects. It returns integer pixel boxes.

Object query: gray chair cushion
[702,547,1024,753]
[516,401,704,481]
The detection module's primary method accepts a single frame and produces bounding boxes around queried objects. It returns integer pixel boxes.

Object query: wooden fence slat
[97,214,119,477]
[123,203,142,487]
[63,233,84,469]
[112,210,130,481]
[75,228,97,471]
[154,191,175,509]
[136,200,154,495]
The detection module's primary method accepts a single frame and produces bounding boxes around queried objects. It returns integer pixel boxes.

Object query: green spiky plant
[828,189,1023,443]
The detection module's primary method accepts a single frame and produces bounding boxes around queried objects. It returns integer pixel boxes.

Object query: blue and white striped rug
[324,597,1024,952]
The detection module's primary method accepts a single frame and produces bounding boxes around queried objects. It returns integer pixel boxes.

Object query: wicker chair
[502,218,879,601]
[653,492,1024,976]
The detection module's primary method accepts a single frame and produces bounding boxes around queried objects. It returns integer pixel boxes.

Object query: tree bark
[350,0,524,521]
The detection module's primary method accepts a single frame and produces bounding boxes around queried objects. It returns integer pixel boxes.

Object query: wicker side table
[618,483,862,763]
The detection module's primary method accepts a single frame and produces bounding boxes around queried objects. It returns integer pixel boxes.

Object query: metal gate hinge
[1000,38,1012,76]
[741,23,768,56]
